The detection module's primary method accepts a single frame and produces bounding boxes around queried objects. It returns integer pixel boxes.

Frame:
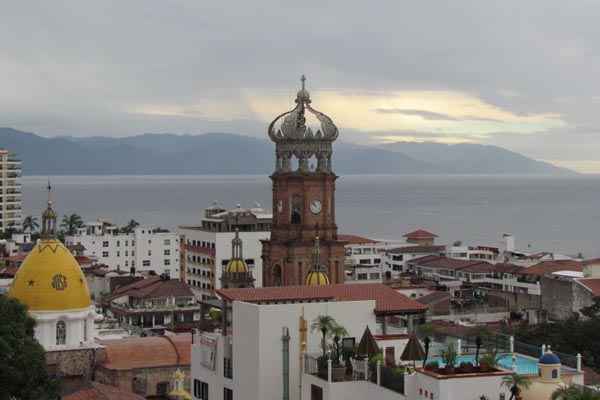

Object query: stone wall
[95,365,191,397]
[541,276,594,321]
[482,289,542,311]
[46,346,106,380]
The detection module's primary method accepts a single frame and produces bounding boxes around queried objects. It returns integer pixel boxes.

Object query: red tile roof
[403,229,438,239]
[217,283,427,315]
[520,260,584,277]
[338,234,378,245]
[410,256,488,271]
[98,333,191,370]
[492,263,525,275]
[576,278,600,297]
[388,245,446,254]
[109,277,194,300]
[0,266,19,277]
[63,382,145,400]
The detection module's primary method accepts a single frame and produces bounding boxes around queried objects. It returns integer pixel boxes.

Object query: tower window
[56,320,66,345]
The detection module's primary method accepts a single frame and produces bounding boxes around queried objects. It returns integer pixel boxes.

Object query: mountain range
[0,127,575,175]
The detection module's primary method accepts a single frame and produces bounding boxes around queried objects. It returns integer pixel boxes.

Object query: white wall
[66,225,179,276]
[406,371,511,400]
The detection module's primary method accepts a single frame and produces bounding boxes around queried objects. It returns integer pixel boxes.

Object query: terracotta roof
[63,382,145,400]
[0,266,18,277]
[217,283,427,315]
[520,260,584,277]
[6,254,27,262]
[75,255,94,265]
[492,263,525,274]
[403,229,438,239]
[109,277,194,300]
[461,263,496,274]
[410,256,488,271]
[388,245,445,254]
[576,278,600,297]
[416,291,450,305]
[98,333,192,370]
[338,234,377,244]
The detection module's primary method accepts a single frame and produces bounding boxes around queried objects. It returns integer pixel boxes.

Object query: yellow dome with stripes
[226,258,249,273]
[8,239,92,311]
[305,270,330,286]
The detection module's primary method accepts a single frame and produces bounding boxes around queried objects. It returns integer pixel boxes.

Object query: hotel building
[0,149,22,232]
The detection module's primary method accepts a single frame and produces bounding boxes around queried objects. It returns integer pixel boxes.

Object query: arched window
[273,264,282,286]
[56,321,66,345]
[83,319,88,342]
[552,369,558,379]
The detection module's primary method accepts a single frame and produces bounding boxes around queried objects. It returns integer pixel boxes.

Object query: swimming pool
[430,354,539,375]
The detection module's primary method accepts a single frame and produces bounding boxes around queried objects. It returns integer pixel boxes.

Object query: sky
[1,1,600,172]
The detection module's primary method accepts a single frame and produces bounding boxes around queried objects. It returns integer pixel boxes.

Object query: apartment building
[0,150,22,232]
[65,221,180,277]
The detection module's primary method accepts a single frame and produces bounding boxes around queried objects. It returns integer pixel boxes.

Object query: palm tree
[22,216,39,233]
[552,386,600,400]
[60,213,84,236]
[502,373,531,400]
[330,323,349,365]
[121,219,139,234]
[311,315,337,358]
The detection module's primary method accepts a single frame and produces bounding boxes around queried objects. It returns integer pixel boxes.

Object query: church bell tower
[262,76,346,286]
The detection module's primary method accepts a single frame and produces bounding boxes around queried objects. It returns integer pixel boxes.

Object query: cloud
[373,109,459,121]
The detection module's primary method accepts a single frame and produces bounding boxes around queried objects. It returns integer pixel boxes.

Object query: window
[164,249,171,256]
[148,239,152,244]
[224,357,233,379]
[148,250,152,256]
[142,260,151,267]
[56,321,66,345]
[164,239,171,246]
[102,251,109,257]
[156,382,169,396]
[102,241,109,247]
[164,259,171,266]
[311,385,323,400]
[193,379,208,400]
[223,388,233,400]
[116,251,120,257]
[116,240,120,247]
[125,240,129,246]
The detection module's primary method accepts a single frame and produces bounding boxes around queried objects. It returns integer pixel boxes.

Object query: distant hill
[0,127,575,175]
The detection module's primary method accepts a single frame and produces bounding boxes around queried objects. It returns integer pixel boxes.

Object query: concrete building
[65,221,180,277]
[0,149,22,232]
[105,276,201,331]
[341,235,406,282]
[191,283,427,400]
[178,203,271,299]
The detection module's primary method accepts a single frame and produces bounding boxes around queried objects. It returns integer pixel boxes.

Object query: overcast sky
[2,1,600,172]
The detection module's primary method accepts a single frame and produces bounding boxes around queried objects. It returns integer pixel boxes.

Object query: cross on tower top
[300,74,306,91]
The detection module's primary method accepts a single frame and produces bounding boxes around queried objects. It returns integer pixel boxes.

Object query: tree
[121,219,140,234]
[552,386,600,400]
[60,214,83,236]
[0,296,59,399]
[502,373,531,400]
[311,315,337,358]
[22,216,39,233]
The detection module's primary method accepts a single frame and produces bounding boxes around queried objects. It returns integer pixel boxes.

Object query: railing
[304,354,320,375]
[370,365,404,395]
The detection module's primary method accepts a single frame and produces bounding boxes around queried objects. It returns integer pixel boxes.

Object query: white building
[191,283,427,400]
[0,149,22,232]
[65,221,180,277]
[178,203,271,300]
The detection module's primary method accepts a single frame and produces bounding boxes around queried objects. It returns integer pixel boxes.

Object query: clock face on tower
[310,199,322,215]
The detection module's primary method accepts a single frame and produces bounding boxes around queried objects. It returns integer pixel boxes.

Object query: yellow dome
[8,239,92,311]
[226,259,249,273]
[305,270,330,286]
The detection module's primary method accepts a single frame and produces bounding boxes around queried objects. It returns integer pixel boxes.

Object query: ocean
[21,174,600,257]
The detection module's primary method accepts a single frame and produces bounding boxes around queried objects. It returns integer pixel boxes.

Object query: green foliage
[311,315,347,361]
[515,316,600,372]
[441,342,458,368]
[480,348,500,369]
[552,385,600,400]
[0,295,59,399]
[60,213,84,236]
[22,216,39,233]
[120,219,140,234]
[369,352,384,366]
[425,360,440,370]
